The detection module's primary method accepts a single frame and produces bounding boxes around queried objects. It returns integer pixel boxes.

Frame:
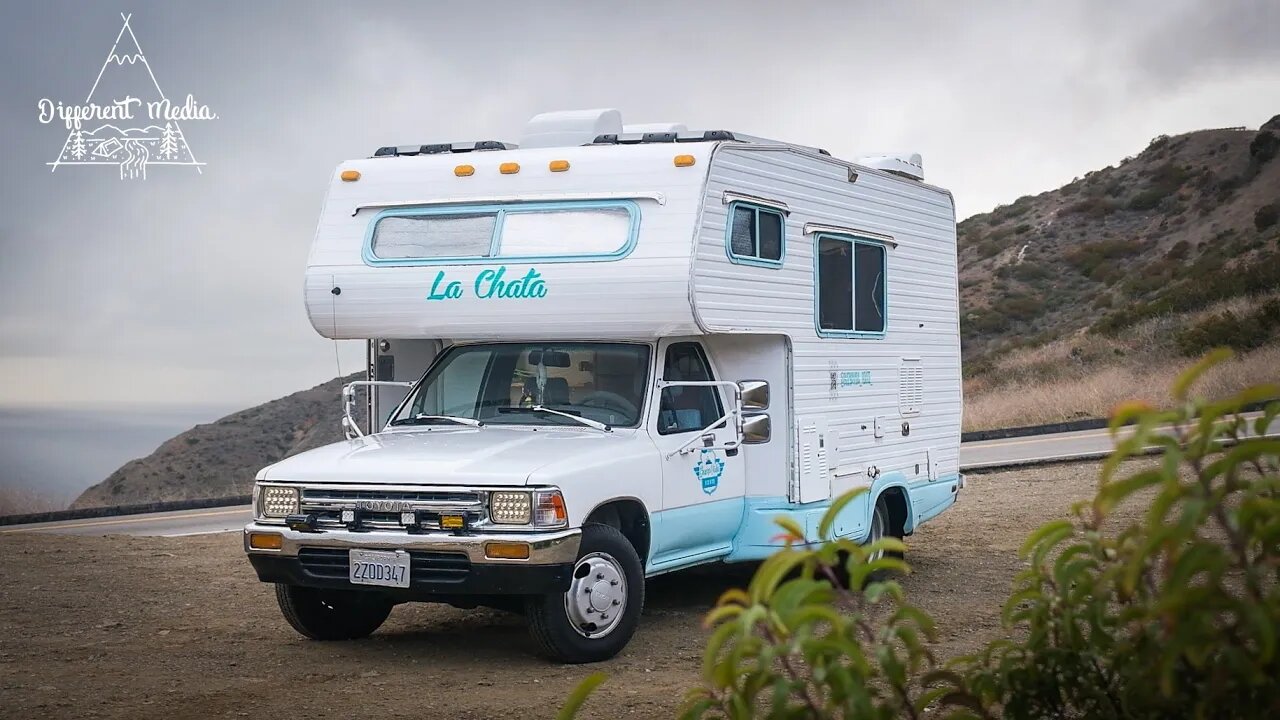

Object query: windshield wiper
[390,414,485,428]
[497,406,612,433]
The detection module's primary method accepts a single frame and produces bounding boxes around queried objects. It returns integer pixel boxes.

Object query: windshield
[389,342,651,429]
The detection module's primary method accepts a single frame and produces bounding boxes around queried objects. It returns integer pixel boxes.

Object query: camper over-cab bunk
[243,108,963,663]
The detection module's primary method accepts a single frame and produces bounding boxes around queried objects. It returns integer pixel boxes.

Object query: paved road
[0,504,252,538]
[5,416,1272,538]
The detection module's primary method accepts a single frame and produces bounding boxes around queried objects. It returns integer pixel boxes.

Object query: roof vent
[521,108,623,149]
[856,153,924,181]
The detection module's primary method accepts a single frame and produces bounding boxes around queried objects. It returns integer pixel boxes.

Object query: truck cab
[244,109,963,663]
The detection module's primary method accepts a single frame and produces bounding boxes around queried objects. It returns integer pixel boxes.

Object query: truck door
[648,340,745,567]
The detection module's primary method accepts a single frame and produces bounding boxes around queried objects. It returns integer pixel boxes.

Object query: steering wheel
[578,390,638,418]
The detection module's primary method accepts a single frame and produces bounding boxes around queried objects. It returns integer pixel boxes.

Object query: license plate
[349,549,410,588]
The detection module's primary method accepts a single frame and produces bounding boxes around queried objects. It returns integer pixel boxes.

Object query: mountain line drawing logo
[38,13,217,180]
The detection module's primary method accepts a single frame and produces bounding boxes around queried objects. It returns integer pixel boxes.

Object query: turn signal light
[454,164,475,177]
[674,154,696,167]
[248,532,283,550]
[549,160,570,172]
[485,542,531,560]
[499,162,521,175]
[340,169,361,182]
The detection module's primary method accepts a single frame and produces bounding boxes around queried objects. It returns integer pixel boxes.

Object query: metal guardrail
[0,494,252,527]
[959,400,1274,443]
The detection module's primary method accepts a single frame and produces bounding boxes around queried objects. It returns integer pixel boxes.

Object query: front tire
[526,523,644,663]
[274,584,394,640]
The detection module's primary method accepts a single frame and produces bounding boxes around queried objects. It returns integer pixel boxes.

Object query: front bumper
[244,523,580,597]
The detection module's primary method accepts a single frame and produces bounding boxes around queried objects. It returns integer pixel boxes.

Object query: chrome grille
[299,486,487,531]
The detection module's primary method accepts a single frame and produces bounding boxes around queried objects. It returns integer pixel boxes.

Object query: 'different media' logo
[37,13,217,181]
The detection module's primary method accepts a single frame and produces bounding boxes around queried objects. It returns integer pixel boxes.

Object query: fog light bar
[440,514,466,530]
[340,508,362,530]
[484,542,531,560]
[285,513,318,532]
[248,532,283,550]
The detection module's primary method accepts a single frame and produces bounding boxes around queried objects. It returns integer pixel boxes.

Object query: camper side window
[365,200,639,264]
[726,203,784,266]
[816,235,887,336]
[658,343,724,435]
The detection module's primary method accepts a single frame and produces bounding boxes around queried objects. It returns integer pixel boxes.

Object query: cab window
[657,343,723,435]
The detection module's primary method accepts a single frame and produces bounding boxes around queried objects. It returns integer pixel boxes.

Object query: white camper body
[244,110,962,662]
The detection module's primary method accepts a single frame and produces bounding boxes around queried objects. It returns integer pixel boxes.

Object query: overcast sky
[1,0,1277,413]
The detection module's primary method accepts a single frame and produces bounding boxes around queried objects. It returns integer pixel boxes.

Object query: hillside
[69,115,1280,509]
[958,113,1280,428]
[70,375,362,509]
[959,115,1280,368]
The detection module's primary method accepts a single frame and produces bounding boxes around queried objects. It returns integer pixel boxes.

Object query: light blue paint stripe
[725,473,962,562]
[360,199,642,267]
[647,496,745,575]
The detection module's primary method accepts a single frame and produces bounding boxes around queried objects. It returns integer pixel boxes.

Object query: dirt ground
[0,462,1137,719]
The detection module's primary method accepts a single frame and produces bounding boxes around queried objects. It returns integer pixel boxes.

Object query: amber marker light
[340,170,361,182]
[499,162,521,175]
[454,164,475,177]
[549,160,570,172]
[485,542,532,560]
[674,154,696,167]
[248,532,283,550]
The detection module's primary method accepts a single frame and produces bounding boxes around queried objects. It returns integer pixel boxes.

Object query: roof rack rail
[372,140,516,157]
[590,129,740,146]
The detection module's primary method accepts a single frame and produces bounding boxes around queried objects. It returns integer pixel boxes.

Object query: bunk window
[372,213,496,259]
[365,200,640,265]
[816,234,887,336]
[726,202,785,266]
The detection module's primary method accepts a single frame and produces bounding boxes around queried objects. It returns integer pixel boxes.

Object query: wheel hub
[565,552,627,638]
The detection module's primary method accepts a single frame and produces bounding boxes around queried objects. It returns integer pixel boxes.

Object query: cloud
[0,0,1276,410]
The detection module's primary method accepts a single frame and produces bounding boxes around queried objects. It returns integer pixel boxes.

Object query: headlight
[260,486,300,518]
[490,491,532,524]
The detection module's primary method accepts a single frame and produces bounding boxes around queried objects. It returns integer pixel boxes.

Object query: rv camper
[243,109,963,663]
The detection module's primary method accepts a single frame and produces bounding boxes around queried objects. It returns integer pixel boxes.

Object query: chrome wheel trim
[564,552,627,639]
[866,504,886,563]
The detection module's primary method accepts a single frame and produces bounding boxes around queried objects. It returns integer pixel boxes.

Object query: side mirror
[742,414,771,444]
[738,380,770,411]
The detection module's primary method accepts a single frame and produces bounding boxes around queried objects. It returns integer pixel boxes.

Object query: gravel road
[0,462,1135,719]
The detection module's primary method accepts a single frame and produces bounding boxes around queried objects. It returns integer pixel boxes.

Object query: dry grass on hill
[963,297,1280,431]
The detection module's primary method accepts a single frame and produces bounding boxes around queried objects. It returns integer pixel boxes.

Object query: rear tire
[865,498,905,584]
[527,523,644,663]
[275,584,394,640]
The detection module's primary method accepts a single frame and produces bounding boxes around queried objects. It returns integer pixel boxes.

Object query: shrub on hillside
[1064,196,1118,219]
[1093,251,1280,334]
[560,354,1280,719]
[1250,130,1278,166]
[1256,203,1279,232]
[1126,188,1165,212]
[1064,237,1145,278]
[1004,294,1045,322]
[1175,299,1280,356]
